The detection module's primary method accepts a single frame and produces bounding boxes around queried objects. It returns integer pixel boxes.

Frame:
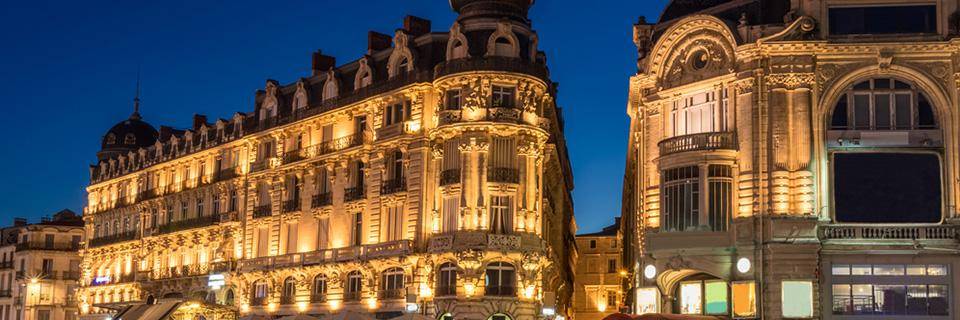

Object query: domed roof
[100,112,158,152]
[450,0,534,24]
[659,0,735,22]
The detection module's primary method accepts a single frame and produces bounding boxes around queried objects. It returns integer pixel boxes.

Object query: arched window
[488,314,512,320]
[484,262,515,296]
[397,58,409,73]
[437,263,458,296]
[251,280,269,305]
[124,134,136,145]
[224,289,235,306]
[380,267,405,299]
[312,275,327,302]
[281,277,296,304]
[450,40,467,59]
[830,78,936,130]
[828,77,943,223]
[106,133,117,145]
[346,271,363,301]
[323,74,338,101]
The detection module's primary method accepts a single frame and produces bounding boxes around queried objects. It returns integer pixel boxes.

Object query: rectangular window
[384,100,410,126]
[352,213,363,246]
[679,281,702,314]
[490,195,513,234]
[441,196,460,233]
[661,166,700,232]
[285,223,297,254]
[834,153,942,223]
[607,259,617,273]
[782,281,814,318]
[491,85,515,108]
[384,205,403,241]
[41,259,53,275]
[316,217,329,249]
[829,5,937,35]
[256,227,269,258]
[704,280,728,315]
[44,234,54,248]
[446,89,462,110]
[731,281,757,317]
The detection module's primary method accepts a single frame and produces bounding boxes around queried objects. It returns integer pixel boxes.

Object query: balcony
[250,160,269,173]
[488,167,519,184]
[239,240,413,272]
[428,231,541,252]
[253,205,272,219]
[820,224,959,243]
[344,291,361,302]
[658,131,738,156]
[377,124,404,140]
[440,169,461,186]
[485,286,516,297]
[282,199,301,213]
[88,231,138,248]
[0,260,12,270]
[138,188,160,201]
[344,187,365,202]
[216,167,239,181]
[0,290,10,298]
[280,295,295,305]
[306,134,364,158]
[156,215,220,235]
[282,148,305,164]
[250,296,268,306]
[15,241,80,252]
[311,293,327,303]
[434,57,550,84]
[379,289,404,299]
[436,286,456,297]
[380,178,406,195]
[312,192,332,208]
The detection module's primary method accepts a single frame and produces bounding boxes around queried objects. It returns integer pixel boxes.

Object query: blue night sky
[0,0,668,234]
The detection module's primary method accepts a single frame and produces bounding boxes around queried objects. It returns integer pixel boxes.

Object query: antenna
[131,68,142,120]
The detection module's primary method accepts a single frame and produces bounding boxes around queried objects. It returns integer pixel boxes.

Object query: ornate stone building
[623,0,960,318]
[0,211,84,320]
[77,1,575,320]
[571,219,622,320]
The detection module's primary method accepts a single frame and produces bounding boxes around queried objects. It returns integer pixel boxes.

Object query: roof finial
[131,68,142,120]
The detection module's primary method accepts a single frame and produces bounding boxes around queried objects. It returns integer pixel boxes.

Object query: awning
[329,311,375,320]
[114,301,180,320]
[387,314,433,320]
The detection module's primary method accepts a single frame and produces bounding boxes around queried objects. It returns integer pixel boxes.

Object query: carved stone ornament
[765,73,815,89]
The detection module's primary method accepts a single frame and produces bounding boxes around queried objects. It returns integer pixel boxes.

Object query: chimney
[368,31,392,52]
[193,114,208,130]
[13,218,27,227]
[312,50,337,76]
[403,15,432,37]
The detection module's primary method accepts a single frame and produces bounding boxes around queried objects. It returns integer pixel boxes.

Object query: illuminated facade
[0,211,84,320]
[623,0,960,318]
[77,1,576,320]
[571,219,622,320]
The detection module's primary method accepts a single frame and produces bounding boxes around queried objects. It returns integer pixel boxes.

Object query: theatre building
[622,0,960,318]
[76,1,576,320]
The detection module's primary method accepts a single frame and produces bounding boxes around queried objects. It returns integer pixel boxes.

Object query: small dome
[450,0,534,24]
[100,114,158,155]
[660,0,735,22]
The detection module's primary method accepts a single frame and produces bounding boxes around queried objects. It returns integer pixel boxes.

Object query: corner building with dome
[622,0,960,319]
[76,1,576,320]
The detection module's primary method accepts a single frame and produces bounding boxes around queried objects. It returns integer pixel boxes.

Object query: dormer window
[106,133,117,145]
[829,5,937,36]
[491,85,515,108]
[450,40,467,59]
[493,37,514,57]
[124,134,136,145]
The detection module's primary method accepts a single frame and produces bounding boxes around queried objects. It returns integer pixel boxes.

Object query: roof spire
[131,68,142,120]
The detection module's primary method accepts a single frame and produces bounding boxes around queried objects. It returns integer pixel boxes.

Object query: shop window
[731,281,757,318]
[781,281,814,318]
[635,287,660,314]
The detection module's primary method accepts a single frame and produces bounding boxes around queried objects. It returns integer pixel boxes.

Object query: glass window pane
[782,281,814,318]
[918,94,935,128]
[833,284,852,315]
[732,281,757,318]
[928,285,948,315]
[851,265,872,275]
[832,264,851,275]
[636,287,659,314]
[874,78,891,89]
[874,94,891,129]
[874,285,906,314]
[680,281,703,314]
[831,96,849,129]
[874,265,905,275]
[704,280,728,315]
[906,265,926,275]
[927,265,948,276]
[906,285,927,315]
[895,94,911,129]
[854,95,870,129]
[852,284,874,314]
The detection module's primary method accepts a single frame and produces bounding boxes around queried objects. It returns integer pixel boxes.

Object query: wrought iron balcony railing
[88,231,138,248]
[312,192,332,208]
[379,289,404,299]
[344,291,362,302]
[658,131,738,156]
[344,186,365,202]
[440,169,461,186]
[253,205,272,219]
[485,285,516,297]
[282,148,305,164]
[311,293,327,303]
[380,178,406,195]
[436,286,457,297]
[216,167,239,181]
[283,199,301,213]
[156,215,220,235]
[488,167,519,184]
[0,260,12,270]
[250,160,269,173]
[15,241,80,252]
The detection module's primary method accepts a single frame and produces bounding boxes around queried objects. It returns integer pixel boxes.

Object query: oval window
[690,50,709,70]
